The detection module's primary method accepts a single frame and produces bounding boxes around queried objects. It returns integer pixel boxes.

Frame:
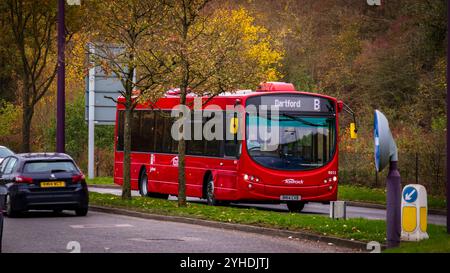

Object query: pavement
[1,210,355,253]
[89,186,447,226]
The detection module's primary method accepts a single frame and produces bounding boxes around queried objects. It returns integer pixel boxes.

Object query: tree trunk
[122,107,132,200]
[21,101,33,153]
[177,87,187,207]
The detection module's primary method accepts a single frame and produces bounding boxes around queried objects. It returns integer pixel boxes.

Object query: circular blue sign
[403,186,418,203]
[374,112,380,171]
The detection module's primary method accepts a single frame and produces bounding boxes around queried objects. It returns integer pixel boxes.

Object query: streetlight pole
[56,0,65,153]
[446,0,450,234]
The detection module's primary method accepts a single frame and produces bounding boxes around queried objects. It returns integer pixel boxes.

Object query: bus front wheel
[287,201,305,213]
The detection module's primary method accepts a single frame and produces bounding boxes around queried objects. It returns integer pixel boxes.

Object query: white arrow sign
[405,189,416,201]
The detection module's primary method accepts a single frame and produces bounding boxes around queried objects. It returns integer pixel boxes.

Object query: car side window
[0,158,10,173]
[3,158,17,174]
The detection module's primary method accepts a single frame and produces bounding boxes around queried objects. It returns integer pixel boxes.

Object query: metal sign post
[447,0,450,235]
[88,45,96,179]
[85,44,125,179]
[374,110,401,248]
[56,0,65,153]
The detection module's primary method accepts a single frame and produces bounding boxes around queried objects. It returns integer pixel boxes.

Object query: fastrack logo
[283,178,304,185]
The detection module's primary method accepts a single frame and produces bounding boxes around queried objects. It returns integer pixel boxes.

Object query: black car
[0,186,5,253]
[0,153,89,217]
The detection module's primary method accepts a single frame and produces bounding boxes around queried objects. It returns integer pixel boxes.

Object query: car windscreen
[23,161,78,173]
[0,148,14,158]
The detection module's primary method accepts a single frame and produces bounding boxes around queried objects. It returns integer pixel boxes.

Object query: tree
[153,1,283,206]
[2,0,83,152]
[86,0,169,200]
[3,0,58,152]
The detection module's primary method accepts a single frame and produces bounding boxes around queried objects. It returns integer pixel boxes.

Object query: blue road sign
[403,186,418,203]
[374,111,380,171]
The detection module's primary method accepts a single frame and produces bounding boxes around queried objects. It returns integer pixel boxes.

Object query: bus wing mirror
[340,101,358,139]
[230,117,239,135]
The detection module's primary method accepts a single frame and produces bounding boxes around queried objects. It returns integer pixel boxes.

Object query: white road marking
[70,224,134,229]
[128,237,184,242]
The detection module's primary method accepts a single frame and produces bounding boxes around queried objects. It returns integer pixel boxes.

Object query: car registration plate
[280,195,301,201]
[40,181,65,188]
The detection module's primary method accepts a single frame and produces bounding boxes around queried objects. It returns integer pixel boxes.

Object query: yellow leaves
[0,100,21,138]
[201,7,284,85]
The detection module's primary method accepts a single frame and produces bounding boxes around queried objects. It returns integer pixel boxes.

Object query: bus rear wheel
[287,201,305,213]
[139,171,150,197]
[206,177,218,206]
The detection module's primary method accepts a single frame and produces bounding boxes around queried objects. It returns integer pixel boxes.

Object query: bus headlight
[244,174,260,182]
[333,176,337,182]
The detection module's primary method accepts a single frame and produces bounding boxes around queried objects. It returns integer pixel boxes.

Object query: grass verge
[86,177,115,185]
[339,184,446,210]
[86,177,447,210]
[89,192,450,252]
[89,191,386,242]
[384,225,450,253]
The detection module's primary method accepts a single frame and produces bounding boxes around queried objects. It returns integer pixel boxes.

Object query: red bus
[114,82,346,212]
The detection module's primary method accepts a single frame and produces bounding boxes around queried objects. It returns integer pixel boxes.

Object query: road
[90,187,447,226]
[2,210,354,253]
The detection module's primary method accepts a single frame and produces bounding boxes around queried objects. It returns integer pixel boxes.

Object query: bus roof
[116,82,338,110]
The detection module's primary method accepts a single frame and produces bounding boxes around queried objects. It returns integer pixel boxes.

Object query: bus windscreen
[245,95,336,171]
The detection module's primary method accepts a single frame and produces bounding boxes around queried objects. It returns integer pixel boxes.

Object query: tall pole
[446,0,450,234]
[386,161,401,248]
[56,0,65,153]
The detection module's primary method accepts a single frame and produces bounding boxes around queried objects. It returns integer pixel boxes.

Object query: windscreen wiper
[281,113,322,127]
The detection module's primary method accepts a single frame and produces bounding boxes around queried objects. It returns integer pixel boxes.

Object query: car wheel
[5,194,19,218]
[75,208,88,216]
[206,177,218,206]
[287,201,305,213]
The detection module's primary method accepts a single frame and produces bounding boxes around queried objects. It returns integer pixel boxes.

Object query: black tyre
[0,214,3,253]
[206,176,218,206]
[139,170,150,197]
[5,194,19,218]
[140,169,169,199]
[75,207,88,216]
[53,209,63,214]
[287,201,305,213]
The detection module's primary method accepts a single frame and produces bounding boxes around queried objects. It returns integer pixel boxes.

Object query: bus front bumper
[236,180,338,202]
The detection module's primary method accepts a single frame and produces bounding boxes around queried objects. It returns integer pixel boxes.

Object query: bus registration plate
[280,195,301,201]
